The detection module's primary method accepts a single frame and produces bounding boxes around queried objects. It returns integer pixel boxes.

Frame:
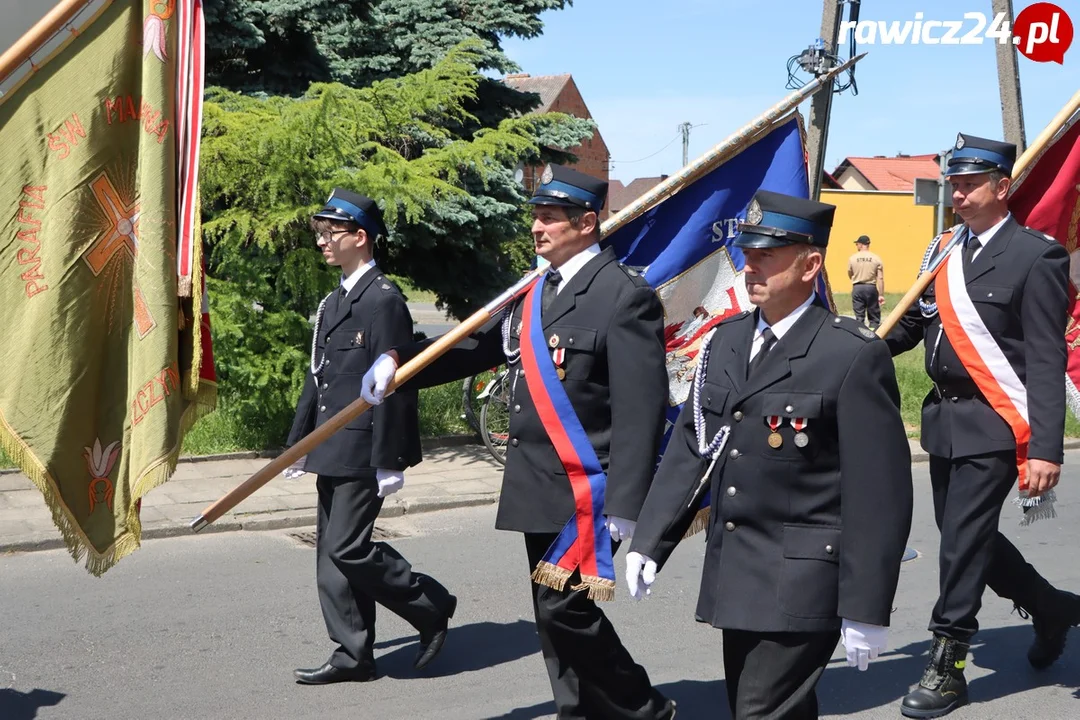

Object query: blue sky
[500,0,1079,183]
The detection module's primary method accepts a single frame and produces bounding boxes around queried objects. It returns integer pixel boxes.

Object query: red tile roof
[835,154,940,191]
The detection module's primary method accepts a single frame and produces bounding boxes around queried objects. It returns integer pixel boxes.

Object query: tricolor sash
[935,245,1056,524]
[519,273,616,600]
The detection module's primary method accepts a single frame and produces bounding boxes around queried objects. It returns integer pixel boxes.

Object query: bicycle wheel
[461,375,483,436]
[479,372,511,465]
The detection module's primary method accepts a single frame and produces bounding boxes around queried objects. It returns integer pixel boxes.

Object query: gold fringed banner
[682,506,711,540]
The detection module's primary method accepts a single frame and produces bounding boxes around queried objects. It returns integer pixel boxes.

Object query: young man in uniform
[288,188,457,685]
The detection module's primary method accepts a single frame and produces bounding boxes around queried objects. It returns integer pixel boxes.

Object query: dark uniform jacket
[885,217,1069,462]
[396,246,669,533]
[630,304,914,633]
[287,266,421,477]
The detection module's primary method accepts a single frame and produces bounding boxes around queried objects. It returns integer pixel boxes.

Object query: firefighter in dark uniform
[363,165,676,719]
[885,134,1080,718]
[626,190,915,720]
[288,189,457,685]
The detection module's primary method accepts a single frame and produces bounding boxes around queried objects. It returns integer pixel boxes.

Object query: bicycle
[477,366,511,465]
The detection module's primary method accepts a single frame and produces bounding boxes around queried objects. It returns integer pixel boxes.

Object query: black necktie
[964,235,981,265]
[748,327,776,377]
[541,270,562,317]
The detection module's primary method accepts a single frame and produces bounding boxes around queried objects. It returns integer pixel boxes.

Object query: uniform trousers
[722,629,838,720]
[524,532,670,719]
[928,452,1050,641]
[316,474,453,670]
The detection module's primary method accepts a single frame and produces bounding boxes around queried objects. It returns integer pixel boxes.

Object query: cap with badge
[528,164,607,212]
[313,188,388,241]
[734,190,836,249]
[945,133,1016,177]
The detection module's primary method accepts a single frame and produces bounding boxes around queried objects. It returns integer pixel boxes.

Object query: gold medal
[556,367,566,380]
[768,432,783,449]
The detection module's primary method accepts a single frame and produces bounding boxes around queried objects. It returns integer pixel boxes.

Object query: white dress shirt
[341,259,377,294]
[749,293,817,363]
[967,213,1010,262]
[550,243,602,293]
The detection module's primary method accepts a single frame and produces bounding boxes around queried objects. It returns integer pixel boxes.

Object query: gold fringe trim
[0,346,218,578]
[573,575,616,603]
[531,561,573,592]
[682,506,710,540]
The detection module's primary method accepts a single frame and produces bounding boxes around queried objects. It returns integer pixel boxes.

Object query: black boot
[900,636,970,718]
[1022,587,1080,670]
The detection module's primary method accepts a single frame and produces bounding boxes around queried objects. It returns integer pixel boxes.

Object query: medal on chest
[791,417,809,448]
[552,347,566,380]
[766,415,783,449]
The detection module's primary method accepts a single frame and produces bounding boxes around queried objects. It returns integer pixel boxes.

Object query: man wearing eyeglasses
[286,188,457,685]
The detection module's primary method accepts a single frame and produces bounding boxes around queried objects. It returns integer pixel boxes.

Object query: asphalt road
[3,455,1080,720]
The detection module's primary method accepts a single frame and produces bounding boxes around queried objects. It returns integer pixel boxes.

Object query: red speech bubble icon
[1014,2,1073,64]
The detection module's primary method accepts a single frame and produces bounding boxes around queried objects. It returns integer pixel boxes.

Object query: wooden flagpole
[0,0,89,84]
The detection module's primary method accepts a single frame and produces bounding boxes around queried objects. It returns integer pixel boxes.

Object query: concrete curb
[0,434,480,476]
[0,492,499,555]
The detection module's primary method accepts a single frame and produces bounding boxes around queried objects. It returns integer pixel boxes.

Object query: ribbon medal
[792,417,809,448]
[766,415,783,449]
[552,347,566,380]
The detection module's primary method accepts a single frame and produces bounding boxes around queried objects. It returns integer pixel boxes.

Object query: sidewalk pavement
[3,438,1078,554]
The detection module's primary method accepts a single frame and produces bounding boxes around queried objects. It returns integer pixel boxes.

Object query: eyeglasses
[315,229,352,243]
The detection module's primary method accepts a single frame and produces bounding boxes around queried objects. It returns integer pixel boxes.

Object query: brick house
[831,153,941,191]
[503,73,610,218]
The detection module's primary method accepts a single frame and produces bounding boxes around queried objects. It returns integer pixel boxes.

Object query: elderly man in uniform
[886,134,1080,718]
[288,189,458,685]
[362,165,676,719]
[626,190,914,720]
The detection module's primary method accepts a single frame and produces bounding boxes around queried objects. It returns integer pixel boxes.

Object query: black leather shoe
[293,662,376,685]
[415,595,457,670]
[900,636,969,718]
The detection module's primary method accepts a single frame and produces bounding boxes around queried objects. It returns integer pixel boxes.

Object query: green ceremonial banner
[0,0,215,575]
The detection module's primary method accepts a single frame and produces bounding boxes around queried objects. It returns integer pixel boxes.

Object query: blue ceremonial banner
[605,114,831,530]
[606,114,830,412]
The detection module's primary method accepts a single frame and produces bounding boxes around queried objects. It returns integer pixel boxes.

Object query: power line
[609,132,681,166]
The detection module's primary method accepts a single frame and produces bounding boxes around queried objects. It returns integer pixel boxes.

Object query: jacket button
[322,383,328,390]
[726,486,736,497]
[319,405,326,412]
[733,411,743,421]
[785,405,794,413]
[942,365,949,373]
[511,438,519,447]
[568,337,575,345]
[514,405,521,413]
[325,335,331,343]
[729,449,740,459]
[825,545,834,554]
[725,521,736,531]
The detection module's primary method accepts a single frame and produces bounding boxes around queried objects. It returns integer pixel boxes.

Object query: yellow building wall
[822,190,943,296]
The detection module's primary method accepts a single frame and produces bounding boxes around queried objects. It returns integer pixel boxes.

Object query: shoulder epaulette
[374,275,402,294]
[1018,225,1057,245]
[830,315,878,342]
[617,263,651,287]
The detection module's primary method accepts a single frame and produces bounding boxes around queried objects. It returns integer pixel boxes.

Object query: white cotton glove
[625,551,657,600]
[605,515,636,543]
[282,456,307,479]
[361,353,398,405]
[375,468,405,498]
[841,619,888,671]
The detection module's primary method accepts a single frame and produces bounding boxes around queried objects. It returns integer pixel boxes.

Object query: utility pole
[678,121,693,167]
[992,0,1026,151]
[806,0,844,201]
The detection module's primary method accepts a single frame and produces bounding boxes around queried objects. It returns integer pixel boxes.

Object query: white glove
[605,515,636,543]
[841,619,888,671]
[361,353,398,405]
[625,551,657,600]
[282,456,307,479]
[376,468,405,498]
